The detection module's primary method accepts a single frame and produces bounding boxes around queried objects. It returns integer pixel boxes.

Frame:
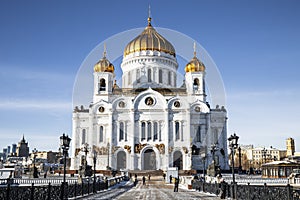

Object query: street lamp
[228,133,239,199]
[60,133,71,200]
[93,149,97,193]
[210,143,219,176]
[32,148,38,178]
[200,151,206,181]
[238,146,242,173]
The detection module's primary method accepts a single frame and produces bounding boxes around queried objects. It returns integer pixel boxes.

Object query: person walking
[169,175,172,183]
[173,177,179,192]
[142,176,146,185]
[148,174,151,181]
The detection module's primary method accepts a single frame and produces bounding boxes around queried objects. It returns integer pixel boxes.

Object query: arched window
[136,69,140,83]
[99,79,106,91]
[168,71,171,85]
[153,122,158,141]
[196,125,201,142]
[99,126,103,143]
[193,78,199,90]
[147,122,152,141]
[119,122,124,141]
[148,68,151,82]
[82,129,86,144]
[141,122,146,141]
[175,122,180,140]
[159,69,162,83]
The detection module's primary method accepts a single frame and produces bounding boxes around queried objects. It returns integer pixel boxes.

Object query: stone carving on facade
[93,145,108,155]
[155,143,165,154]
[168,146,173,154]
[182,146,188,154]
[75,148,81,156]
[134,143,147,153]
[124,145,131,153]
[111,145,120,154]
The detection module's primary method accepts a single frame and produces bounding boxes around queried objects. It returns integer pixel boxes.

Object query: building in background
[16,135,29,158]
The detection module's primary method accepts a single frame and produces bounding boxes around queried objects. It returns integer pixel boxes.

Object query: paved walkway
[80,180,220,200]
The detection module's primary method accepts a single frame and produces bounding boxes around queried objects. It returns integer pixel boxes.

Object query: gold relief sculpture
[168,146,173,154]
[75,148,81,156]
[182,147,188,154]
[134,143,147,153]
[124,145,131,153]
[93,145,108,155]
[155,143,165,154]
[112,146,120,154]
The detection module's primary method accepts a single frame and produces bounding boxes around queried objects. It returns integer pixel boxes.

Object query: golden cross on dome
[103,43,107,58]
[193,42,197,57]
[148,5,152,26]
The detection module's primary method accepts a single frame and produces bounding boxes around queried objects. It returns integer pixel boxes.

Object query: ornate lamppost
[211,143,219,176]
[93,149,97,193]
[200,151,206,181]
[32,148,38,178]
[228,133,239,199]
[60,133,71,200]
[238,146,242,174]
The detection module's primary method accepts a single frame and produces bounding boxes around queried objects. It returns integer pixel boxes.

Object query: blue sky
[0,0,299,152]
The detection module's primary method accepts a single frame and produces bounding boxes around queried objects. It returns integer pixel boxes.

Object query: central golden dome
[124,18,176,57]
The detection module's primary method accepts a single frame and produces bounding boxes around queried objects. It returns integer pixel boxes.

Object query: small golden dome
[185,43,205,73]
[124,17,176,57]
[94,46,115,73]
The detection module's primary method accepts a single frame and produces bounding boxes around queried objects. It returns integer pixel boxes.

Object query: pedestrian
[173,177,179,192]
[148,174,151,181]
[169,175,172,183]
[219,179,227,199]
[163,173,166,181]
[142,176,146,185]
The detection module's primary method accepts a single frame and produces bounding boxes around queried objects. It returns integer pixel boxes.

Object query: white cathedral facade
[71,17,229,172]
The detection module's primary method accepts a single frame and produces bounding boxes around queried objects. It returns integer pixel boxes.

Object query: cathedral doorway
[143,149,156,170]
[116,151,126,170]
[173,151,183,170]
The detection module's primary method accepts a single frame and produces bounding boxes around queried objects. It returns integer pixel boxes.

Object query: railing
[0,175,127,200]
[223,176,288,185]
[192,180,300,200]
[0,178,78,186]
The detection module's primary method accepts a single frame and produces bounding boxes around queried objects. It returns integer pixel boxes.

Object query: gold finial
[147,5,152,26]
[193,42,196,57]
[103,43,107,58]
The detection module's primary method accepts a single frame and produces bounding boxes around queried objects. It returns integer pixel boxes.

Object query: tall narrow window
[136,69,140,83]
[196,125,201,142]
[154,122,158,141]
[173,72,176,87]
[159,69,162,83]
[119,122,124,141]
[99,126,103,142]
[147,122,152,141]
[99,79,106,91]
[141,122,146,141]
[128,71,131,85]
[168,71,171,85]
[175,122,180,140]
[148,69,152,82]
[82,129,86,144]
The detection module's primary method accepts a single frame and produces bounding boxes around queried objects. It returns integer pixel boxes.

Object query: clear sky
[0,0,299,152]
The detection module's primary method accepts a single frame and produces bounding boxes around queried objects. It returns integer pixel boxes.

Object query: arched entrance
[173,151,183,170]
[116,151,126,170]
[143,149,156,170]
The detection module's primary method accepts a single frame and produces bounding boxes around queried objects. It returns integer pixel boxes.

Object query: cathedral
[70,16,229,172]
